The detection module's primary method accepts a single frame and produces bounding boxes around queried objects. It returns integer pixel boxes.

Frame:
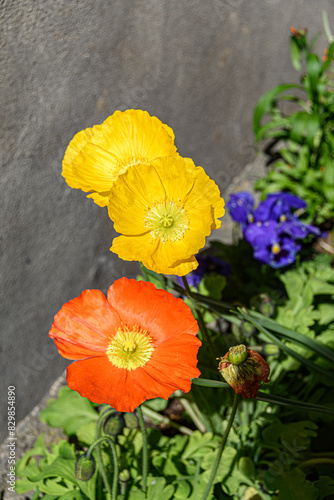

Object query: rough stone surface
[1,0,333,454]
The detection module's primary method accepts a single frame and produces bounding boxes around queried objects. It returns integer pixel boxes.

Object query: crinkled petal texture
[108,156,225,276]
[62,109,177,207]
[49,278,201,412]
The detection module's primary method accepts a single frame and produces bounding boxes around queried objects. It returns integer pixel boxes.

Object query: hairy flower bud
[104,412,125,437]
[75,453,96,481]
[218,345,270,398]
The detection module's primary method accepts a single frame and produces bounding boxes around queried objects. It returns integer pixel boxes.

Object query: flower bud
[250,293,275,317]
[240,320,256,338]
[119,469,131,483]
[104,412,124,437]
[123,412,139,429]
[218,345,270,398]
[75,453,96,481]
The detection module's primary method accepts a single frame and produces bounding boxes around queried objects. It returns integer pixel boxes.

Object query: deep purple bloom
[178,254,231,288]
[227,192,255,228]
[278,216,321,239]
[244,221,299,268]
[254,193,306,222]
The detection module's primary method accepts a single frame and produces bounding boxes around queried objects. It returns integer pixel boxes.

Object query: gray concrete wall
[1,0,333,442]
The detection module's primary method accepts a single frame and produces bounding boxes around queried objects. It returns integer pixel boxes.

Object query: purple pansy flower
[244,220,300,268]
[254,192,306,222]
[227,192,255,228]
[228,190,322,269]
[278,216,321,239]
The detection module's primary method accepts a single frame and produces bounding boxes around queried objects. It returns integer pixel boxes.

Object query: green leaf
[16,434,49,477]
[16,478,40,495]
[306,53,321,96]
[75,421,97,445]
[174,480,192,499]
[146,477,175,500]
[39,477,75,496]
[199,273,226,300]
[143,397,169,412]
[248,311,334,364]
[59,491,87,499]
[290,37,302,70]
[289,112,320,147]
[253,84,303,140]
[318,303,334,325]
[191,378,334,415]
[202,446,238,484]
[40,386,98,436]
[238,310,334,380]
[182,431,218,460]
[263,421,318,449]
[265,468,318,499]
[191,378,230,389]
[315,475,334,500]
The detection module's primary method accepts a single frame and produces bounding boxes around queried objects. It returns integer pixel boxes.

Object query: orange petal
[49,289,121,358]
[107,278,199,342]
[66,356,174,412]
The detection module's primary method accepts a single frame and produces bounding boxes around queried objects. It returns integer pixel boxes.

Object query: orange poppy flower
[49,278,201,412]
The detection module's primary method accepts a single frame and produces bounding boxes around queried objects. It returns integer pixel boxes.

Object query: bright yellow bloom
[108,156,225,276]
[62,109,177,207]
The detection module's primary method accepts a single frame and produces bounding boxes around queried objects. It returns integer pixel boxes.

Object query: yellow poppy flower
[62,109,177,207]
[108,156,225,276]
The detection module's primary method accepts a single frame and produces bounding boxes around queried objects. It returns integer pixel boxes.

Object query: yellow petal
[185,166,225,228]
[108,163,165,235]
[62,109,177,206]
[111,233,158,264]
[143,253,198,276]
[108,156,224,275]
[111,235,198,276]
[62,127,95,190]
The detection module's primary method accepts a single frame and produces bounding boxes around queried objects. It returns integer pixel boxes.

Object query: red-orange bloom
[49,278,201,412]
[218,345,270,399]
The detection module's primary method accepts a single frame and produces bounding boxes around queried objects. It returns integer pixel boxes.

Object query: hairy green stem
[87,436,118,500]
[96,408,116,438]
[181,276,216,364]
[137,405,148,493]
[201,393,240,500]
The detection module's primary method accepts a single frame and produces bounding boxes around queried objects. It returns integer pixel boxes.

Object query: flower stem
[181,276,216,364]
[87,436,118,500]
[201,393,240,500]
[137,405,148,493]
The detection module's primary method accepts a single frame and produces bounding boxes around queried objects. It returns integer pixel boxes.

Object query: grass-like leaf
[191,378,334,416]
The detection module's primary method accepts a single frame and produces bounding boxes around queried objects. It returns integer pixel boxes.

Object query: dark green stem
[137,405,148,493]
[181,276,216,364]
[87,436,118,500]
[201,393,240,500]
[299,457,334,469]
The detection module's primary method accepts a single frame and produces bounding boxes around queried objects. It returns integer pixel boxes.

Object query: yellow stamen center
[106,324,153,370]
[271,243,281,255]
[145,200,189,243]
